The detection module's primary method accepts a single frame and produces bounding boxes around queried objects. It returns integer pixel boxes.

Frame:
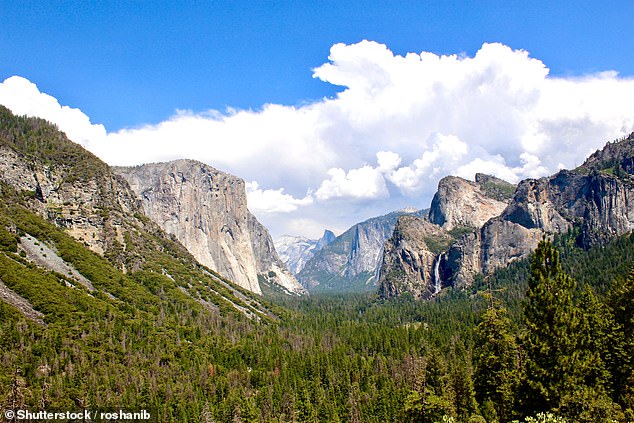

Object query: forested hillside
[0,108,633,422]
[2,206,633,421]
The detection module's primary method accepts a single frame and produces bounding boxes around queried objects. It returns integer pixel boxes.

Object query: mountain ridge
[0,105,279,319]
[297,208,427,292]
[378,133,634,299]
[275,229,336,275]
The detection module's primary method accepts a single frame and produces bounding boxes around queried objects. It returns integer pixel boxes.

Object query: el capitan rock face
[114,160,305,295]
[379,134,634,299]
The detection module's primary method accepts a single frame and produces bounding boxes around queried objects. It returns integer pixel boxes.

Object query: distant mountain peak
[275,231,332,276]
[317,229,336,249]
[297,208,427,293]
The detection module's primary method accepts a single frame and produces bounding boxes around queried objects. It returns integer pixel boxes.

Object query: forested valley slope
[0,107,633,422]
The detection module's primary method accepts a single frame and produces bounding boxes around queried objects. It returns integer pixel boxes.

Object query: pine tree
[474,306,519,422]
[4,369,28,423]
[606,266,634,415]
[574,286,611,390]
[449,342,478,422]
[403,350,456,422]
[521,237,579,412]
[554,285,621,423]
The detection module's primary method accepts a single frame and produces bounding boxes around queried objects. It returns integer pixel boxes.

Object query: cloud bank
[2,41,634,238]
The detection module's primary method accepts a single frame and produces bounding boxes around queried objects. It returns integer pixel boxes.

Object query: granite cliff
[378,134,634,299]
[247,213,307,295]
[378,174,514,298]
[377,216,452,300]
[298,209,426,292]
[114,160,305,295]
[450,136,634,287]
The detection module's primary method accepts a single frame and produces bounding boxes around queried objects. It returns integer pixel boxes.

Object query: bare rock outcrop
[379,134,634,298]
[428,174,513,230]
[0,143,140,263]
[247,214,307,295]
[377,216,452,299]
[115,160,304,295]
[0,278,46,325]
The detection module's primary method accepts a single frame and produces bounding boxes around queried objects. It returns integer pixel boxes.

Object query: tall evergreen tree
[521,237,579,413]
[574,286,611,390]
[474,306,519,422]
[606,266,634,416]
[554,284,622,423]
[403,350,456,422]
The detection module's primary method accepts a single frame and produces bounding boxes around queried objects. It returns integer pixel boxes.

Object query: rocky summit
[378,174,515,299]
[378,133,634,299]
[428,174,514,231]
[114,160,305,296]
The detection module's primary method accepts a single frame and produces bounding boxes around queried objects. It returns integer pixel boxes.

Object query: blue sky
[2,1,634,238]
[2,1,633,130]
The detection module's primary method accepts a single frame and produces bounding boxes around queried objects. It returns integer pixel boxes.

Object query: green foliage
[575,286,612,390]
[0,106,109,183]
[477,178,516,201]
[606,266,634,412]
[403,388,455,423]
[468,415,487,423]
[558,385,624,423]
[308,270,377,294]
[423,234,453,254]
[474,306,519,422]
[448,225,475,240]
[517,412,568,423]
[0,226,19,252]
[521,238,580,411]
[1,205,633,421]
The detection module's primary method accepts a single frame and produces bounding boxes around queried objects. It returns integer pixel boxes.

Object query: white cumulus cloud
[386,133,470,195]
[246,181,313,213]
[3,40,634,237]
[315,165,388,201]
